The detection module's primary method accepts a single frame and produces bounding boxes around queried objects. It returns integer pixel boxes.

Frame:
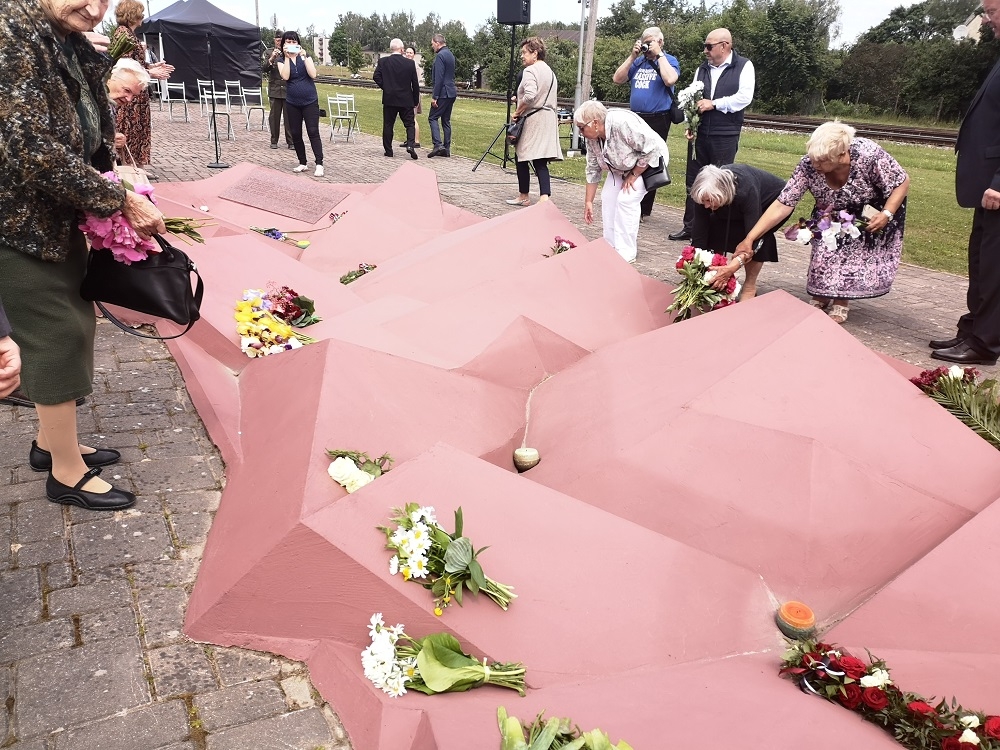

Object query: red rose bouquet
[665,245,741,321]
[781,639,1000,750]
[910,365,1000,451]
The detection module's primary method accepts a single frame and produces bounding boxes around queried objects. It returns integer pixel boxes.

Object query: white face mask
[284,43,300,54]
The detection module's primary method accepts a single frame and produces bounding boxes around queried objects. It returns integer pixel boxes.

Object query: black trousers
[383,105,415,154]
[516,158,551,197]
[636,111,672,217]
[268,95,292,146]
[681,133,741,231]
[958,207,1000,357]
[285,101,323,166]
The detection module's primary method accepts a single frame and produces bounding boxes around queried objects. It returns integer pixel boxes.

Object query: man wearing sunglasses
[669,28,755,242]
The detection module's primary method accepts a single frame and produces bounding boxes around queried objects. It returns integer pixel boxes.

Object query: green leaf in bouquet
[431,578,449,597]
[454,506,464,538]
[415,633,483,692]
[498,707,529,750]
[466,575,480,595]
[444,536,474,573]
[453,584,463,605]
[469,559,486,590]
[432,526,453,550]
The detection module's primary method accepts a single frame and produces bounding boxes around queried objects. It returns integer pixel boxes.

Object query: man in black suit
[932,1,1000,366]
[669,28,755,242]
[373,38,420,160]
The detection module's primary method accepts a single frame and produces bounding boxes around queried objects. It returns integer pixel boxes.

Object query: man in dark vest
[930,0,1000,366]
[263,32,294,150]
[669,28,755,241]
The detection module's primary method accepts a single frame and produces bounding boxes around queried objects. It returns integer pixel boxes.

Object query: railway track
[314,75,958,147]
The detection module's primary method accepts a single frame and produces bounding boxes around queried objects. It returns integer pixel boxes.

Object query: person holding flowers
[0,0,166,511]
[732,121,910,324]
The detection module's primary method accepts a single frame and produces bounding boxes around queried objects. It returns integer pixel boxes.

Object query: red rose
[985,716,1000,740]
[725,276,738,294]
[801,652,823,667]
[941,737,963,750]
[675,258,686,270]
[861,687,889,711]
[908,701,936,717]
[838,683,863,710]
[681,246,696,261]
[838,655,868,680]
[711,253,728,266]
[712,300,733,310]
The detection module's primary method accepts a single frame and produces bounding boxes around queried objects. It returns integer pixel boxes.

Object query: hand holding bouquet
[677,80,705,140]
[666,246,741,321]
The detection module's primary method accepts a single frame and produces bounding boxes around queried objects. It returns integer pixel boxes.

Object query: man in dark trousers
[931,0,1000,366]
[374,38,420,159]
[427,33,456,158]
[669,28,755,241]
[262,32,293,150]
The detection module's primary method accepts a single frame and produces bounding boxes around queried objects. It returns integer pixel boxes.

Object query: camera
[639,41,651,53]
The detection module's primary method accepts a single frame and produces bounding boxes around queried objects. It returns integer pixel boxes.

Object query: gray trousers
[269,96,292,146]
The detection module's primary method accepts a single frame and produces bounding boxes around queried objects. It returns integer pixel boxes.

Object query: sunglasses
[704,41,727,50]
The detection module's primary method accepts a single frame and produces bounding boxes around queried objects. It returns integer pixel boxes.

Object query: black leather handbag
[80,234,203,340]
[640,156,671,190]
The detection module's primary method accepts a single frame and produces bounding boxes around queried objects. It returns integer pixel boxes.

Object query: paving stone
[0,568,42,630]
[67,494,162,526]
[47,578,132,617]
[204,708,337,750]
[2,664,9,743]
[280,675,316,709]
[14,501,64,544]
[130,457,219,493]
[155,743,197,750]
[70,513,172,571]
[1,509,11,569]
[136,587,188,646]
[79,606,139,642]
[213,648,282,686]
[15,637,149,737]
[0,619,75,664]
[148,643,217,697]
[194,682,286,731]
[56,699,189,750]
[1,478,47,505]
[169,513,214,550]
[128,559,198,588]
[16,539,68,568]
[164,490,221,514]
[320,705,351,745]
[5,738,48,750]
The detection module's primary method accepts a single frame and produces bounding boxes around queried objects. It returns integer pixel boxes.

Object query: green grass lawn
[310,83,972,276]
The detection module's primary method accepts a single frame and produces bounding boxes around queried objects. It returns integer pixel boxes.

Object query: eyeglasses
[704,41,728,50]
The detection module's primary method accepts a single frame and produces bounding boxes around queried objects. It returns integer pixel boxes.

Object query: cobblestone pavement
[1,106,990,750]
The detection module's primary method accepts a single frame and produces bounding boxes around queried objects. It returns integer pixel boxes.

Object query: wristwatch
[882,209,894,220]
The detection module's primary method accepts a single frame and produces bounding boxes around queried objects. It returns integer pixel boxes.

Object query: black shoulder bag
[80,234,204,340]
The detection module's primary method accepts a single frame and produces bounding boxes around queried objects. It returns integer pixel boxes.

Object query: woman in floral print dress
[732,121,910,324]
[111,0,173,168]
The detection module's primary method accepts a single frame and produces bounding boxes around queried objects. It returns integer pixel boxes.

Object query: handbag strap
[517,67,555,122]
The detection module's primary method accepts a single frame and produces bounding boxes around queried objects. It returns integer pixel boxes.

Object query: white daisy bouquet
[362,613,526,698]
[326,449,393,493]
[378,503,516,615]
[677,80,705,139]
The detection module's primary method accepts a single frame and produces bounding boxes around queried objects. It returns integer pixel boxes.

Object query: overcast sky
[120,0,918,52]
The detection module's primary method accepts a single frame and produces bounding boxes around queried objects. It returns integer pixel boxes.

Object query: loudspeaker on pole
[497,0,530,25]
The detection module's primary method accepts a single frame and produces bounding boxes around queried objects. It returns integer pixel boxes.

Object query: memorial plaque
[218,169,348,224]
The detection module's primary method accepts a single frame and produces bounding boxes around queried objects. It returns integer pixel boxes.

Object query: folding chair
[197,79,226,116]
[164,82,189,122]
[243,87,266,130]
[335,93,360,141]
[224,80,245,112]
[326,95,354,142]
[148,79,163,111]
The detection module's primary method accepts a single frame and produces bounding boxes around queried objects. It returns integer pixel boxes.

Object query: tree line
[267,0,1000,124]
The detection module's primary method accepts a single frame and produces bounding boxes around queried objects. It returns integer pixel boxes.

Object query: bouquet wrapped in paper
[665,246,741,321]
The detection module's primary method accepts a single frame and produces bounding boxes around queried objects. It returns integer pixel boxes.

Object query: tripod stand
[206,33,229,170]
[473,23,519,172]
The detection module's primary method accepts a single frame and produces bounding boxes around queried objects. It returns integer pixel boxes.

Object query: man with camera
[612,26,680,221]
[263,32,293,150]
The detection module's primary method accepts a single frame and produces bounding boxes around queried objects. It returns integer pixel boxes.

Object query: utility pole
[571,0,588,150]
[579,0,599,125]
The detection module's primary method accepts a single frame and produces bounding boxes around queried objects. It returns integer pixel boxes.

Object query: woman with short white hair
[575,100,668,263]
[689,163,787,300]
[730,121,910,323]
[108,58,150,105]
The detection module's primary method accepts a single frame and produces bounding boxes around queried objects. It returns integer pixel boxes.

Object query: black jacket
[956,57,1000,208]
[695,51,751,137]
[374,53,420,108]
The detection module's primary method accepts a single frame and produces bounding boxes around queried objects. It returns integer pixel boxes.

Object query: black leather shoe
[930,341,998,366]
[439,149,450,157]
[407,146,418,160]
[46,467,136,511]
[384,150,394,157]
[399,142,420,148]
[0,390,86,408]
[29,440,121,472]
[427,147,440,158]
[668,229,692,241]
[929,335,965,350]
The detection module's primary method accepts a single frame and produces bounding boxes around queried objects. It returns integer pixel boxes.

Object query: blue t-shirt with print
[628,54,681,114]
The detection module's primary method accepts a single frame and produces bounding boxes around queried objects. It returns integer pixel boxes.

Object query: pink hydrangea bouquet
[666,245,741,321]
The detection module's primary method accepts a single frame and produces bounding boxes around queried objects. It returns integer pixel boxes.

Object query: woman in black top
[277,31,324,177]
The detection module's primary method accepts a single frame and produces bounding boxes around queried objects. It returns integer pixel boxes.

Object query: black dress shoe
[426,147,439,158]
[399,142,420,148]
[439,149,450,157]
[46,467,136,511]
[929,335,965,350]
[287,144,296,150]
[0,390,85,408]
[384,150,394,157]
[930,340,998,366]
[29,440,121,472]
[407,147,418,160]
[668,229,692,241]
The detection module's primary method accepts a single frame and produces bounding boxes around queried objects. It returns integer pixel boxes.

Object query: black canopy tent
[138,0,261,100]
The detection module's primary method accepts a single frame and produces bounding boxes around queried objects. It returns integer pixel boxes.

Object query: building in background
[314,35,331,66]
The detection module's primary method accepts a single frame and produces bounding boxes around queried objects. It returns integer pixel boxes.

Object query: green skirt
[0,232,95,405]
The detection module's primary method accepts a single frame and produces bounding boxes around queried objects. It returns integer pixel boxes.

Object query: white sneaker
[292,164,308,173]
[314,165,324,177]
